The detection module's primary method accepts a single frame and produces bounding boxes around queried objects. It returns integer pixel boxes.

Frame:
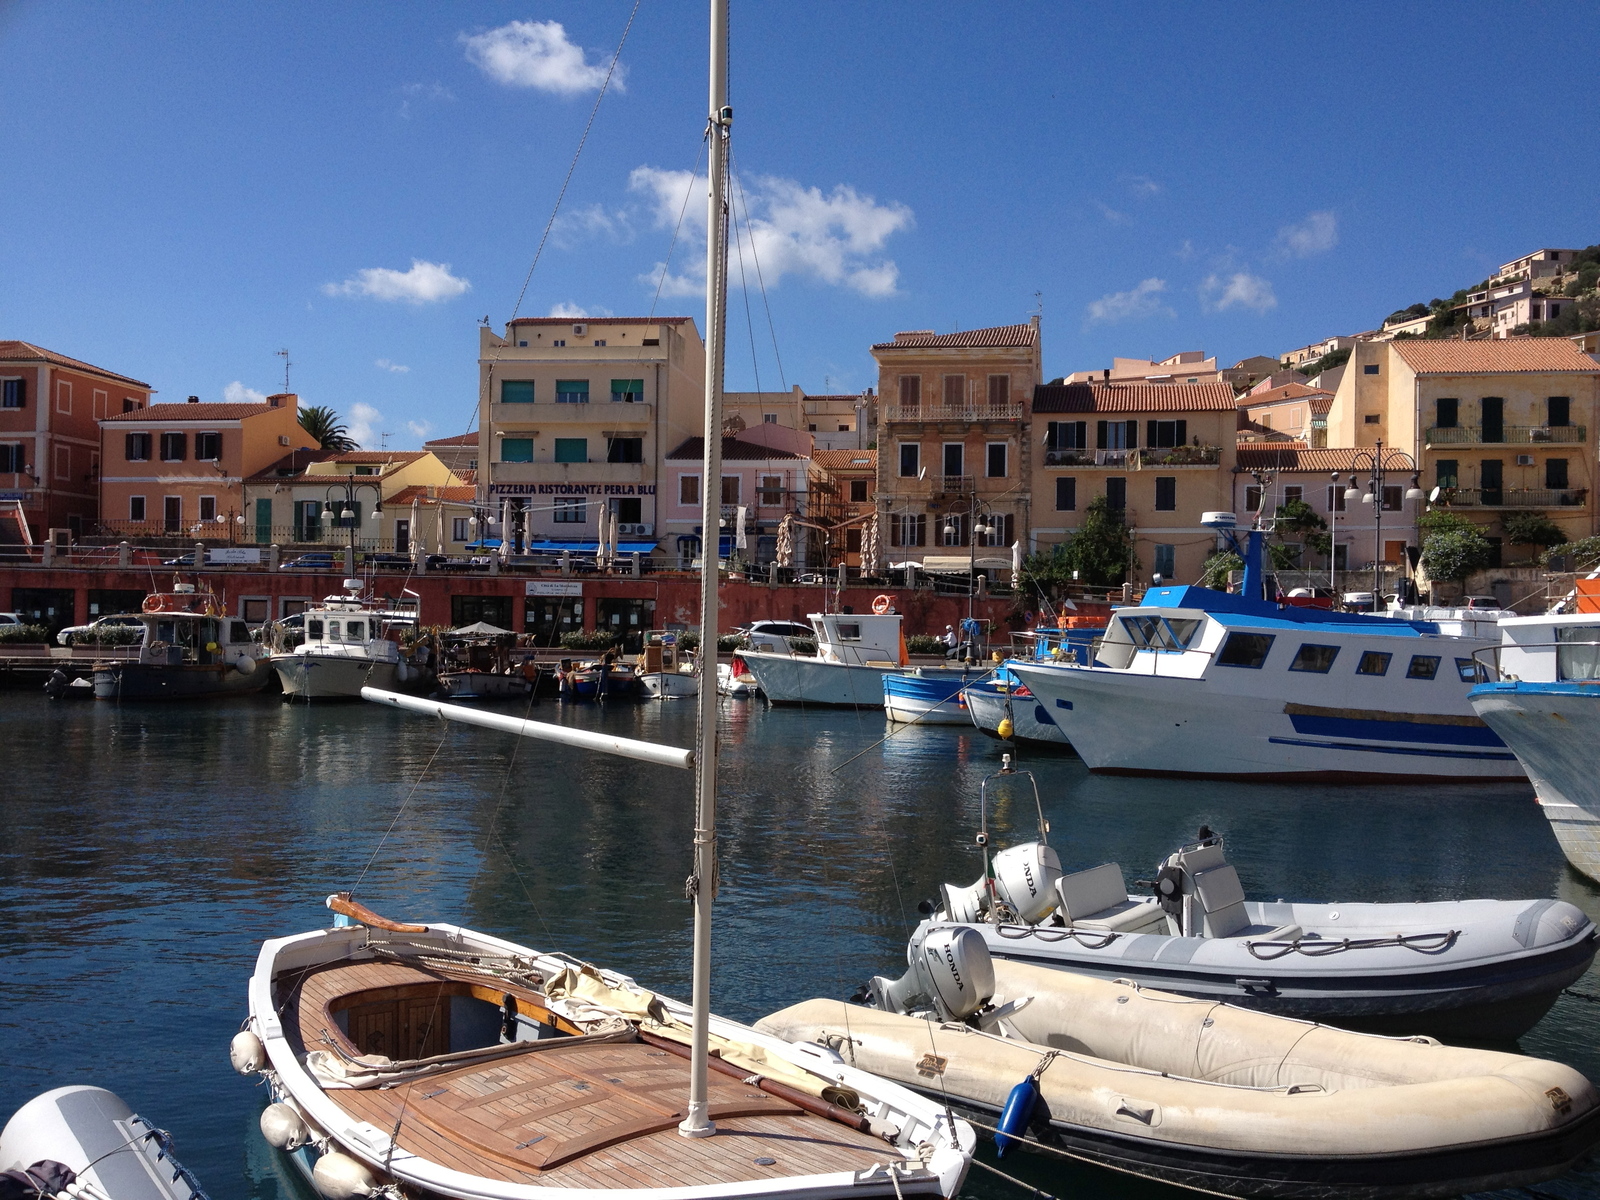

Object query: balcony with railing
[884,403,1026,423]
[1433,487,1589,509]
[1423,424,1586,446]
[1132,444,1222,468]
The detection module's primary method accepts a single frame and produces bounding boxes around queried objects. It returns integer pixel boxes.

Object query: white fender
[312,1151,376,1200]
[229,1030,266,1074]
[233,653,257,676]
[259,1102,310,1150]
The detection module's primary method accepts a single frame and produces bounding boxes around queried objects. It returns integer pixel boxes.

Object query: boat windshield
[346,620,365,641]
[1120,614,1201,652]
[1557,625,1600,681]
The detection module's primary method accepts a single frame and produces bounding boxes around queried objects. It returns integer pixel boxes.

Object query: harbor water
[2,691,1598,1199]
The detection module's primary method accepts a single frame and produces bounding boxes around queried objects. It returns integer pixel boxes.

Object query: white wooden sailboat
[230,10,973,1197]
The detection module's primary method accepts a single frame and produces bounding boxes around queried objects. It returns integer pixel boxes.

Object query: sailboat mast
[680,0,730,1141]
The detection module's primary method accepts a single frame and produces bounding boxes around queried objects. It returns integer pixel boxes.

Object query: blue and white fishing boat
[1009,519,1521,781]
[1471,611,1600,883]
[882,667,980,724]
[740,611,910,706]
[963,670,1070,747]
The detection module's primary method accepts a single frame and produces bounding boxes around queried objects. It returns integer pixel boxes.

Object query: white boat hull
[641,670,699,698]
[0,1086,205,1200]
[438,670,533,700]
[273,652,399,699]
[1010,661,1527,780]
[963,681,1071,746]
[740,652,895,707]
[1473,684,1600,883]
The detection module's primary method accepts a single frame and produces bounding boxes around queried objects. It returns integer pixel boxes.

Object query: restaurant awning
[523,541,660,554]
[920,553,1013,573]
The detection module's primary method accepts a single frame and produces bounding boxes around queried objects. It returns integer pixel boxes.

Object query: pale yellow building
[1324,338,1600,555]
[243,449,465,549]
[477,317,705,551]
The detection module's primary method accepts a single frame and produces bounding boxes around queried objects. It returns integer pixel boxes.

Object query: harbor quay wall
[0,564,1041,638]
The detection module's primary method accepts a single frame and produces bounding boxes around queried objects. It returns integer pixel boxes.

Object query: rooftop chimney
[1030,314,1040,330]
[1102,369,1110,381]
[187,395,199,403]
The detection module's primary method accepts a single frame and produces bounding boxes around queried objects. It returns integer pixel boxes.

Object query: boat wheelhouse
[269,580,416,700]
[92,582,266,700]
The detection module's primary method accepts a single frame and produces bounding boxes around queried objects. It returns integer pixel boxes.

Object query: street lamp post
[320,478,384,568]
[1344,439,1424,605]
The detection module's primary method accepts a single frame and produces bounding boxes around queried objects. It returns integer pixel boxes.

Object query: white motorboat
[92,581,266,701]
[0,1086,208,1200]
[269,580,416,700]
[233,899,972,1200]
[639,631,699,699]
[740,612,909,706]
[1471,611,1600,883]
[716,658,760,698]
[759,927,1600,1198]
[917,762,1597,1040]
[240,19,975,1198]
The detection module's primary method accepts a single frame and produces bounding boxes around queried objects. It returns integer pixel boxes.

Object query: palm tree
[299,405,357,452]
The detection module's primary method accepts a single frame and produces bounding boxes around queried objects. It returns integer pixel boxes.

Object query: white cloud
[1275,210,1338,258]
[223,381,268,403]
[1085,278,1172,324]
[346,403,382,449]
[461,20,622,95]
[1200,272,1278,314]
[1125,174,1161,196]
[406,420,433,441]
[375,359,409,373]
[1094,200,1131,226]
[399,81,455,118]
[322,260,470,305]
[627,166,913,299]
[552,203,634,248]
[547,302,613,318]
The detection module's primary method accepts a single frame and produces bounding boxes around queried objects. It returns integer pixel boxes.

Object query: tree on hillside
[299,405,357,452]
[1419,511,1493,583]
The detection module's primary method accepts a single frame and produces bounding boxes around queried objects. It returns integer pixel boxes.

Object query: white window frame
[55,380,72,414]
[898,442,920,478]
[553,497,587,524]
[199,495,218,522]
[679,474,700,505]
[54,444,70,480]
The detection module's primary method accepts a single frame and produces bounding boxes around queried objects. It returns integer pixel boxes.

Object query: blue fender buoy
[995,1075,1038,1157]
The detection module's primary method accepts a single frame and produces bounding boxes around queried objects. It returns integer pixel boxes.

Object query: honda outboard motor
[866,925,995,1020]
[937,842,1063,925]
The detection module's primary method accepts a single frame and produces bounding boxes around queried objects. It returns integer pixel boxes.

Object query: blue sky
[3,2,1597,449]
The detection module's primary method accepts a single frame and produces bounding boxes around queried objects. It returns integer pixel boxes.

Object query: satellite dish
[1428,486,1441,502]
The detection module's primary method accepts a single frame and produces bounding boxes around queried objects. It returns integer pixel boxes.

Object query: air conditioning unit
[1516,454,1535,466]
[616,522,654,536]
[279,435,292,446]
[572,323,587,336]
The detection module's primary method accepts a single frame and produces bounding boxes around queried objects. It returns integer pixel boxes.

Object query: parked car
[57,616,145,645]
[0,612,22,626]
[279,552,339,571]
[738,619,814,653]
[161,552,197,566]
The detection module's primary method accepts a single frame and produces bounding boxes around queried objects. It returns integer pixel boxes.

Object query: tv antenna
[275,348,292,393]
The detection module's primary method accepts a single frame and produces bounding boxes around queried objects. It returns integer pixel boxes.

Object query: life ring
[872,594,894,615]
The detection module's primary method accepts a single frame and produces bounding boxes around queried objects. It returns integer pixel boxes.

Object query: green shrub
[71,625,143,646]
[1421,521,1493,582]
[906,634,946,654]
[788,637,817,655]
[1546,536,1600,570]
[1199,552,1242,589]
[1502,511,1565,549]
[676,632,700,653]
[559,630,623,651]
[0,624,51,644]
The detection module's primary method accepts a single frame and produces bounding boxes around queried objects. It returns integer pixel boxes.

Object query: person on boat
[943,625,959,659]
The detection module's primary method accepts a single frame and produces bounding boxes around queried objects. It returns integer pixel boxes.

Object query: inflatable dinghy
[926,762,1598,1039]
[759,927,1600,1198]
[0,1087,207,1200]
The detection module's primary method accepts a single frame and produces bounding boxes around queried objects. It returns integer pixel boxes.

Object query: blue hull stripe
[1268,736,1519,761]
[1288,712,1505,747]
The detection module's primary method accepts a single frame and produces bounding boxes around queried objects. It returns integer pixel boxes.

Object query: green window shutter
[1126,420,1139,447]
[501,438,534,463]
[556,380,590,403]
[610,379,645,402]
[1175,420,1187,445]
[1146,420,1157,447]
[1096,420,1108,449]
[501,380,534,403]
[554,438,587,463]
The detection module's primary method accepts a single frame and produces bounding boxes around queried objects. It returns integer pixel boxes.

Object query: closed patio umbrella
[775,513,794,567]
[499,499,511,563]
[409,496,421,567]
[860,513,882,576]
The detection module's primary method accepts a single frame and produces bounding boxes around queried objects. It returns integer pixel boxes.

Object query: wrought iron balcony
[884,403,1025,422]
[1432,486,1589,509]
[1132,444,1222,467]
[1424,424,1586,445]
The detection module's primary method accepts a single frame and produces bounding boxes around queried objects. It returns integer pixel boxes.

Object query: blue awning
[523,541,659,554]
[464,538,503,550]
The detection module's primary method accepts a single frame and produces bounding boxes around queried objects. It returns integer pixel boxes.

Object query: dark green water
[1,691,1597,1199]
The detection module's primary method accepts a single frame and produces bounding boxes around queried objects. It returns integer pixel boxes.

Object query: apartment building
[723,386,871,450]
[422,431,480,481]
[1496,248,1583,284]
[242,449,465,548]
[873,321,1041,570]
[477,317,705,553]
[662,427,810,565]
[99,394,316,537]
[1063,350,1220,385]
[1238,383,1335,447]
[1281,335,1358,369]
[1324,338,1600,550]
[808,449,877,567]
[1032,379,1238,583]
[0,340,154,539]
[1454,276,1579,338]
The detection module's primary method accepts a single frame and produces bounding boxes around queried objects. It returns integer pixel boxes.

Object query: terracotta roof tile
[244,448,340,482]
[809,449,877,469]
[872,324,1039,350]
[332,451,425,464]
[0,340,151,389]
[1243,383,1334,408]
[1032,380,1237,414]
[505,316,694,327]
[665,435,806,461]
[387,485,477,504]
[1391,338,1600,375]
[423,431,481,446]
[1236,445,1413,472]
[102,402,293,422]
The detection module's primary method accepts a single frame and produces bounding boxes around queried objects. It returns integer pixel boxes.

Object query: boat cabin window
[835,622,861,641]
[1120,615,1200,651]
[1215,632,1274,669]
[1556,626,1600,681]
[1288,643,1339,673]
[307,619,324,639]
[229,620,250,643]
[1455,657,1487,683]
[327,621,341,640]
[1355,651,1391,676]
[345,620,365,641]
[156,620,177,642]
[1406,654,1440,680]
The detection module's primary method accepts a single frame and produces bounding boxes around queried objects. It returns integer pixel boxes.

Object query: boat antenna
[680,0,731,1141]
